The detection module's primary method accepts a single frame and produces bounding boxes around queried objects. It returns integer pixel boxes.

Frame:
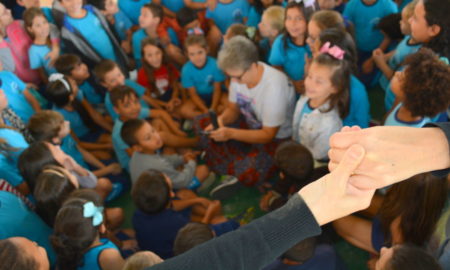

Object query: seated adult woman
[196,36,296,197]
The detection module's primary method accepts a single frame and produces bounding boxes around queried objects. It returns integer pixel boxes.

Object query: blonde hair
[402,0,418,19]
[263,6,285,32]
[122,251,163,270]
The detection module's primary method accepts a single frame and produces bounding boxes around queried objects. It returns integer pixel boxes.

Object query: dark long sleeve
[146,195,321,270]
[425,122,450,177]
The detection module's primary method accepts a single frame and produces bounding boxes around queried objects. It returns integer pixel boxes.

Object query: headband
[49,73,71,92]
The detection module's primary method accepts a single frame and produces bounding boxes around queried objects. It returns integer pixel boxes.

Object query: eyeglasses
[228,66,251,81]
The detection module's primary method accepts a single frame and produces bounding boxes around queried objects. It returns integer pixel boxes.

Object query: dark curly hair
[423,0,450,59]
[402,48,450,117]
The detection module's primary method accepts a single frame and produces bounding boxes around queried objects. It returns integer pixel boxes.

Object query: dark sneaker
[210,176,241,200]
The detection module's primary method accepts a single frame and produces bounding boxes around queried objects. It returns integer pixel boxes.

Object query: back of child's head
[19,141,59,192]
[110,85,138,108]
[262,6,285,33]
[22,7,47,40]
[142,3,163,20]
[34,165,77,227]
[282,237,317,263]
[227,23,249,40]
[173,222,214,255]
[93,59,118,83]
[176,7,197,28]
[313,44,351,119]
[28,110,65,142]
[121,118,146,147]
[401,48,450,118]
[318,28,358,73]
[184,34,208,50]
[377,13,403,41]
[380,172,448,247]
[123,251,163,270]
[132,169,171,215]
[69,188,103,206]
[310,10,346,33]
[421,0,450,58]
[46,74,74,107]
[274,141,313,189]
[385,244,443,270]
[51,197,103,270]
[0,238,40,270]
[54,54,82,76]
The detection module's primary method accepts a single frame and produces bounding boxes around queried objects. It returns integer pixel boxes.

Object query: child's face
[186,44,207,68]
[10,237,49,270]
[304,62,337,102]
[409,0,439,43]
[134,121,163,153]
[399,8,411,36]
[102,66,125,90]
[60,0,84,16]
[17,0,40,8]
[70,62,90,81]
[258,14,277,39]
[103,0,119,16]
[390,70,405,101]
[317,0,336,10]
[0,4,13,29]
[285,7,307,40]
[0,89,8,111]
[28,15,50,40]
[139,7,159,29]
[306,20,321,55]
[143,44,163,69]
[114,94,141,120]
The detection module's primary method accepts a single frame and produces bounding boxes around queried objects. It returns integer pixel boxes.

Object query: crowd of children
[0,0,449,269]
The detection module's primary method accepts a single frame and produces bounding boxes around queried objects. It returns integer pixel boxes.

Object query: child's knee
[196,165,210,181]
[105,207,125,229]
[176,188,197,199]
[96,177,113,194]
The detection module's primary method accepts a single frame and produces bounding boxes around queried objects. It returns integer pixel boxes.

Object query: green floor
[107,86,389,269]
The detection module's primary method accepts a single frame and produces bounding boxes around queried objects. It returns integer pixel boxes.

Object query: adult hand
[328,126,450,190]
[299,145,374,225]
[209,127,233,142]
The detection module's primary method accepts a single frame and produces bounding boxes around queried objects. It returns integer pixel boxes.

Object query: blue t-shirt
[112,107,150,170]
[118,0,151,25]
[114,10,133,41]
[269,35,310,81]
[0,71,35,123]
[247,6,262,27]
[61,135,89,169]
[385,103,432,127]
[41,7,55,24]
[54,106,90,138]
[0,128,28,187]
[28,44,57,75]
[66,10,117,61]
[105,79,148,120]
[262,244,338,270]
[161,0,185,13]
[0,191,56,265]
[206,0,250,34]
[343,0,398,52]
[79,81,104,105]
[78,238,119,270]
[133,208,189,259]
[344,75,370,128]
[181,56,225,96]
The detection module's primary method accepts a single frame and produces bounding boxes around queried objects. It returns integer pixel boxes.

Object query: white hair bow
[49,73,71,92]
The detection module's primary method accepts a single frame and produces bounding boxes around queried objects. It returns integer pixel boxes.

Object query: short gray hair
[217,36,259,71]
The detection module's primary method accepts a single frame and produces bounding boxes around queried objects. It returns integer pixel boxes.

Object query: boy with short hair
[121,118,209,188]
[110,86,196,170]
[258,6,285,61]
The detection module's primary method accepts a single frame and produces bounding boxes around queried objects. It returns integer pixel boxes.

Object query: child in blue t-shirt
[23,7,58,83]
[0,65,40,123]
[181,35,227,118]
[384,49,450,128]
[269,1,311,93]
[94,0,133,43]
[206,0,249,34]
[343,0,397,54]
[118,0,151,25]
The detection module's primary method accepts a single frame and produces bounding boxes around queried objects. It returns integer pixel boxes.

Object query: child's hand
[259,192,273,212]
[167,98,181,112]
[121,40,131,54]
[183,152,196,162]
[196,197,211,208]
[372,49,385,65]
[106,163,122,175]
[45,49,60,67]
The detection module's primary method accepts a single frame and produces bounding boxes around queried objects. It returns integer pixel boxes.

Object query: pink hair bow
[319,42,345,60]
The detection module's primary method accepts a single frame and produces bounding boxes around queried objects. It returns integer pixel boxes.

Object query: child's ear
[429,24,441,39]
[279,172,285,179]
[99,223,107,234]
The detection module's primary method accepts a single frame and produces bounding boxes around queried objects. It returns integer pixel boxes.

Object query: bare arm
[188,87,209,113]
[23,89,41,112]
[81,99,113,132]
[210,125,279,144]
[210,82,222,111]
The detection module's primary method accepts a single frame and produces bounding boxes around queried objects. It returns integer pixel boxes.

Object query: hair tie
[439,56,449,65]
[319,42,345,60]
[246,27,256,40]
[49,73,71,92]
[187,27,204,36]
[83,202,104,227]
[291,0,315,8]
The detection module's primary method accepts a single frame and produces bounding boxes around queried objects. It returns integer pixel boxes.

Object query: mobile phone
[209,110,219,130]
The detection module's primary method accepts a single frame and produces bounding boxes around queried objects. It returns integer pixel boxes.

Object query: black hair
[423,0,450,58]
[282,1,318,49]
[0,239,39,270]
[143,3,163,20]
[121,118,146,147]
[174,222,214,255]
[110,85,139,107]
[386,244,442,270]
[377,13,404,41]
[176,7,198,28]
[18,141,60,192]
[282,237,317,263]
[54,54,82,76]
[132,169,170,214]
[86,0,105,10]
[69,189,103,206]
[34,165,77,227]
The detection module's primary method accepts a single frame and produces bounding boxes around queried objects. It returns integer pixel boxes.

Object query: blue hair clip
[439,56,449,65]
[83,202,104,227]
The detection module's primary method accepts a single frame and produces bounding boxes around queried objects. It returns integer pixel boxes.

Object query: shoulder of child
[99,247,125,270]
